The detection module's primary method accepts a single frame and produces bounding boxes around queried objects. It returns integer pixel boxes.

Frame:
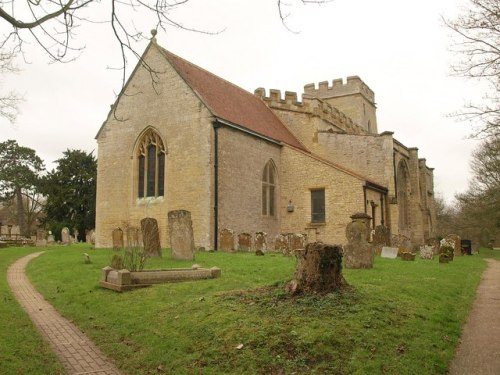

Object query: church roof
[157,45,307,151]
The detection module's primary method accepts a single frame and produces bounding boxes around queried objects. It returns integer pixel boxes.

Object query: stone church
[95,38,437,250]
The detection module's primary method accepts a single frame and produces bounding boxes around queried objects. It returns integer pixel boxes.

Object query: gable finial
[151,29,157,43]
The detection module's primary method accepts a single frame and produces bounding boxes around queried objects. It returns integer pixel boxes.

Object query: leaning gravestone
[219,229,235,252]
[381,246,398,259]
[112,228,124,250]
[344,212,374,268]
[238,233,252,251]
[141,218,162,257]
[168,210,195,260]
[254,232,267,252]
[61,227,71,245]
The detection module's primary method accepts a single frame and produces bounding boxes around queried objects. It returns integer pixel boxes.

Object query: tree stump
[286,242,347,295]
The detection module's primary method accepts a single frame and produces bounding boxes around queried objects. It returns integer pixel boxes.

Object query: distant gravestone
[168,210,195,260]
[274,234,290,255]
[73,229,79,243]
[391,233,412,256]
[446,234,462,257]
[372,225,391,256]
[112,228,124,250]
[439,238,455,263]
[35,229,47,247]
[85,229,95,244]
[290,233,307,252]
[427,238,441,255]
[141,218,162,257]
[238,233,252,251]
[381,246,398,259]
[420,245,434,260]
[254,232,267,253]
[219,229,235,252]
[344,213,374,269]
[126,226,140,248]
[47,232,55,244]
[61,227,70,244]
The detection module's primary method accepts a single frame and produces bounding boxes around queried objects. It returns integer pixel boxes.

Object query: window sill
[307,222,326,228]
[136,196,164,205]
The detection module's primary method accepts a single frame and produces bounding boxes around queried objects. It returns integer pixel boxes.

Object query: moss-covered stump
[286,242,347,295]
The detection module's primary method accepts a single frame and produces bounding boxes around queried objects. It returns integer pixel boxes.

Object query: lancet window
[137,129,166,198]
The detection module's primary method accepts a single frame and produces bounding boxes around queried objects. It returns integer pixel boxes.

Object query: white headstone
[381,246,399,259]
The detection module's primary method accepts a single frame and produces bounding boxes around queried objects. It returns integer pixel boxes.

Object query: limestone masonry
[95,39,437,250]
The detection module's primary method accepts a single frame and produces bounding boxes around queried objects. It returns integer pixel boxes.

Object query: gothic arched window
[137,129,166,198]
[262,160,276,216]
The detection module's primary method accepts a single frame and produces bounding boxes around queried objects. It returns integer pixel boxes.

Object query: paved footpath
[449,259,500,375]
[7,251,123,375]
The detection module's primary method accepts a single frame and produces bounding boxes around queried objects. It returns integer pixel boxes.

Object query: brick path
[7,251,123,375]
[449,259,500,375]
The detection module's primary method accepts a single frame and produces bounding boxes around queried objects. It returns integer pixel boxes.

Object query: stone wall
[280,145,365,245]
[217,126,281,243]
[95,43,213,249]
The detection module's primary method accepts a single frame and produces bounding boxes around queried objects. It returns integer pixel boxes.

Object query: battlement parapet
[304,76,375,103]
[254,88,368,135]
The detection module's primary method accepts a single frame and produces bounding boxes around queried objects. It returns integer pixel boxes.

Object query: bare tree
[0,51,21,123]
[1,1,330,86]
[445,0,500,138]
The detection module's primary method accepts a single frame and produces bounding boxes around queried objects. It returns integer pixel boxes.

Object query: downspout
[213,121,221,251]
[363,185,367,214]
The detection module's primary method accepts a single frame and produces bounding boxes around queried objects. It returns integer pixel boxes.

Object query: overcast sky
[1,0,483,204]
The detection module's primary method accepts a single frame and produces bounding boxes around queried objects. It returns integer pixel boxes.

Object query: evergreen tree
[41,149,96,242]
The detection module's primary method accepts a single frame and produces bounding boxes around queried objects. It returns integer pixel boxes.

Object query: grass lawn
[2,245,500,374]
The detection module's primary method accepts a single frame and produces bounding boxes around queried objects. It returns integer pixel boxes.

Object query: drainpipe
[213,121,221,251]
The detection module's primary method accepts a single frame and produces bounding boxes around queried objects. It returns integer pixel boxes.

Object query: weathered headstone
[168,210,195,260]
[219,229,235,252]
[73,229,79,243]
[140,218,162,257]
[286,242,347,295]
[446,234,462,257]
[274,234,290,255]
[372,225,391,256]
[35,229,47,247]
[381,246,398,259]
[427,237,441,255]
[47,231,55,244]
[344,213,374,269]
[290,233,307,252]
[419,245,434,260]
[391,233,412,256]
[86,229,95,244]
[238,233,252,251]
[126,226,140,248]
[254,232,267,252]
[439,238,455,263]
[61,227,71,244]
[112,228,124,250]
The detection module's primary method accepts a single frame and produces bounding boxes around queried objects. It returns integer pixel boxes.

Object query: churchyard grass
[0,247,65,375]
[2,244,497,374]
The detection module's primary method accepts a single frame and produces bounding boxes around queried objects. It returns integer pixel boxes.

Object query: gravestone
[112,228,124,250]
[35,229,47,247]
[141,218,162,257]
[391,233,412,257]
[168,210,195,260]
[61,227,71,244]
[238,233,252,251]
[47,231,55,244]
[86,229,95,244]
[73,229,79,243]
[419,245,434,260]
[372,225,391,256]
[446,234,462,257]
[401,252,416,261]
[439,238,455,263]
[254,232,267,252]
[381,246,398,259]
[344,213,374,269]
[274,234,290,255]
[290,233,307,252]
[219,229,235,252]
[126,226,140,248]
[427,237,441,255]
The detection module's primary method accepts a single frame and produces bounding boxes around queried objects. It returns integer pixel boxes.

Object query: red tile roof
[158,45,307,151]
